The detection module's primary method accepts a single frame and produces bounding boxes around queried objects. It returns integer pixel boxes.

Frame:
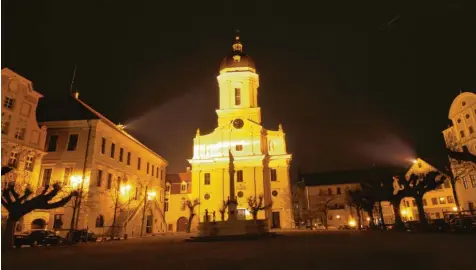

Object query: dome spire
[232,29,243,52]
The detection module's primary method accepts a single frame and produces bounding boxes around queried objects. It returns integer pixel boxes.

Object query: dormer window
[166,183,171,193]
[180,182,187,192]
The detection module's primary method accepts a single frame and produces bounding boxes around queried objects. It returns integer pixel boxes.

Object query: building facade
[39,94,167,237]
[164,170,199,232]
[442,92,476,213]
[399,158,457,221]
[1,68,48,232]
[187,34,293,229]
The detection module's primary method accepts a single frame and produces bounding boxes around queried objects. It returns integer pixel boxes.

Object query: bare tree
[445,134,476,211]
[1,174,77,249]
[308,194,335,229]
[185,199,199,233]
[218,200,227,221]
[395,171,446,228]
[247,195,272,221]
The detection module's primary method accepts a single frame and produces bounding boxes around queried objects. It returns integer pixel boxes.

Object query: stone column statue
[227,150,238,221]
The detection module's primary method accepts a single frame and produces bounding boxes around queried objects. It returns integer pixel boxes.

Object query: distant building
[442,92,476,213]
[39,93,167,237]
[1,68,48,232]
[399,158,457,221]
[187,33,293,229]
[299,168,400,228]
[164,169,198,232]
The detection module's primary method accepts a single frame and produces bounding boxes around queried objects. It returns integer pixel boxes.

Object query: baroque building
[38,93,168,237]
[187,34,293,229]
[442,92,476,213]
[164,170,196,232]
[1,68,48,232]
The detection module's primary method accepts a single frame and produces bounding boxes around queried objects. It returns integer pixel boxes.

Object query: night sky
[3,1,476,175]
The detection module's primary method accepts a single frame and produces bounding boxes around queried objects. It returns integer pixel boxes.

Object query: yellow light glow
[452,206,458,211]
[336,215,341,219]
[366,217,371,221]
[401,209,407,216]
[70,175,89,189]
[348,219,357,227]
[120,184,132,195]
[439,197,445,202]
[147,191,157,200]
[412,159,418,164]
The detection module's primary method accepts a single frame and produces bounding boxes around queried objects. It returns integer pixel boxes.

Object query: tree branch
[39,192,76,210]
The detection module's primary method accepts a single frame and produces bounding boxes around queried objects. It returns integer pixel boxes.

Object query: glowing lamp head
[348,219,357,227]
[336,215,341,219]
[70,175,83,189]
[120,184,132,195]
[452,206,458,211]
[412,159,418,164]
[147,191,157,200]
[366,217,371,221]
[439,197,445,202]
[400,209,407,216]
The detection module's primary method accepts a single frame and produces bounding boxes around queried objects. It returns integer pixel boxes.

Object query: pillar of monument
[227,150,238,221]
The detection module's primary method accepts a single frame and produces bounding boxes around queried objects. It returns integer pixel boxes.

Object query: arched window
[95,215,104,228]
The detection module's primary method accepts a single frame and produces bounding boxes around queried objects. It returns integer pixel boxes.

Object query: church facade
[187,34,293,229]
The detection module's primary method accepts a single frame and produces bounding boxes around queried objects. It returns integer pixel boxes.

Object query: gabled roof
[166,172,191,184]
[300,167,405,187]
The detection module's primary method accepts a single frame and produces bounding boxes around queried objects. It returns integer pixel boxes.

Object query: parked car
[66,229,98,242]
[429,219,450,232]
[448,216,476,232]
[14,230,64,248]
[338,225,354,230]
[404,221,421,232]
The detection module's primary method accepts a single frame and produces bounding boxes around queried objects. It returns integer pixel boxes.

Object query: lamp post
[140,187,156,236]
[120,184,132,239]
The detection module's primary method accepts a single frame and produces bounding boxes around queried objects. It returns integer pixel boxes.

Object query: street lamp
[147,191,157,201]
[120,184,132,239]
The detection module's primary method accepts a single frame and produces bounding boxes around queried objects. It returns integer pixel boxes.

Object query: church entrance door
[176,217,188,232]
[271,212,281,229]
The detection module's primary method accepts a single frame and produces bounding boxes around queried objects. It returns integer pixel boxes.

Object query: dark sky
[3,1,476,175]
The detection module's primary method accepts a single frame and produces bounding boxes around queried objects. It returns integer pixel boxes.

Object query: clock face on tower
[233,118,244,129]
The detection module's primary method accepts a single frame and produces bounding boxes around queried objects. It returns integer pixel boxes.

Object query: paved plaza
[3,231,476,270]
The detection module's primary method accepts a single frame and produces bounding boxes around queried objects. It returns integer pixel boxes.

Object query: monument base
[197,219,269,237]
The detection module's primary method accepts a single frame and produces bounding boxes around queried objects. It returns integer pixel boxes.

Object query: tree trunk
[415,196,428,229]
[323,210,328,229]
[378,201,386,230]
[2,217,17,249]
[391,200,404,230]
[356,207,362,230]
[187,213,195,233]
[450,178,461,211]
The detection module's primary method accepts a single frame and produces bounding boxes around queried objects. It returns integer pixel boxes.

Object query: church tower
[188,32,293,229]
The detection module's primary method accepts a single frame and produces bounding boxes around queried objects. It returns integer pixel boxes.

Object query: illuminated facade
[187,34,293,229]
[164,170,199,232]
[40,94,167,237]
[399,158,457,221]
[1,68,48,232]
[442,92,476,212]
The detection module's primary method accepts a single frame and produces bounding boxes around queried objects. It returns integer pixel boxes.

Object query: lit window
[447,196,455,204]
[67,134,79,151]
[236,144,243,151]
[24,156,35,172]
[405,201,410,207]
[235,88,241,106]
[47,135,58,152]
[204,173,211,185]
[3,96,15,109]
[439,197,446,204]
[14,127,26,140]
[237,170,243,182]
[181,183,187,192]
[462,177,468,189]
[270,169,277,181]
[8,152,19,168]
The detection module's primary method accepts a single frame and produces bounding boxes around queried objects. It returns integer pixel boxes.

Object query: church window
[460,130,465,138]
[235,88,241,106]
[272,190,278,197]
[237,170,243,182]
[469,126,474,134]
[236,144,243,151]
[237,191,244,198]
[270,169,277,181]
[204,193,210,200]
[204,173,211,185]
